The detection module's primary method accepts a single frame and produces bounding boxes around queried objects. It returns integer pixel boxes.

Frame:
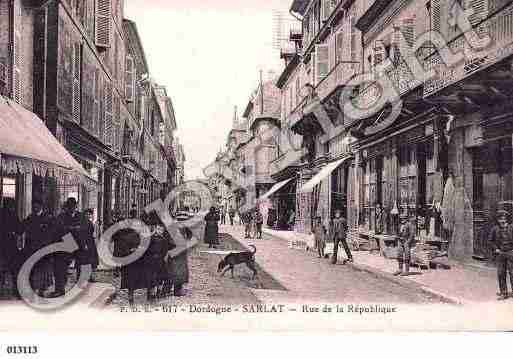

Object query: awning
[258,178,294,201]
[300,156,352,193]
[0,97,93,185]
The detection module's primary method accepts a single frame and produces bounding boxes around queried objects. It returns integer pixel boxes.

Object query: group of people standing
[114,206,189,306]
[0,197,99,299]
[312,210,353,265]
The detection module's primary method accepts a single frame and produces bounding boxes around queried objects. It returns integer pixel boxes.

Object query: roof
[276,54,301,88]
[123,19,150,74]
[290,0,310,16]
[355,0,393,33]
[251,81,282,121]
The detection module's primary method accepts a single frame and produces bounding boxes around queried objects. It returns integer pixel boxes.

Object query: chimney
[232,105,239,128]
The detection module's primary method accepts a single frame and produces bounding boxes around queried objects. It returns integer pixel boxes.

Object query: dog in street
[217,245,257,279]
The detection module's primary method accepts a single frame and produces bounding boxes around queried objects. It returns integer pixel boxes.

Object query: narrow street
[108,225,442,309]
[219,225,443,304]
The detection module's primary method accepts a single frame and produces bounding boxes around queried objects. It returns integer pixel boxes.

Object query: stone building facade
[0,0,181,231]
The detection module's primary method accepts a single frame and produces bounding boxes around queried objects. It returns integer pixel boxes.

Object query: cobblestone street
[220,225,445,304]
[106,226,444,309]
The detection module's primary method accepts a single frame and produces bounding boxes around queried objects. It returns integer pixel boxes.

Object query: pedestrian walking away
[394,215,416,277]
[204,207,220,248]
[488,209,513,300]
[312,217,326,259]
[330,210,353,264]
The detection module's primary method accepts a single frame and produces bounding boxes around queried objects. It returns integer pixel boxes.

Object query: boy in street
[229,207,235,226]
[488,210,513,300]
[312,217,326,258]
[394,215,416,277]
[330,210,353,264]
[254,209,264,239]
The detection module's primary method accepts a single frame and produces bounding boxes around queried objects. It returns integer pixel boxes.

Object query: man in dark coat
[489,210,513,300]
[229,207,236,226]
[394,215,416,276]
[49,198,81,298]
[20,199,54,297]
[204,207,220,248]
[76,209,99,283]
[0,198,22,297]
[330,210,353,265]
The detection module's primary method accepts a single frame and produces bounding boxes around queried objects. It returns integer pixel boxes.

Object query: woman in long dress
[204,207,220,248]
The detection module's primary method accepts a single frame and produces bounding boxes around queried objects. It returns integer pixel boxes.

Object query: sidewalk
[261,227,500,305]
[221,225,446,304]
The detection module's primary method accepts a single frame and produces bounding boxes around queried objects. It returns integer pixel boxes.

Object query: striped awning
[258,178,294,201]
[0,97,94,186]
[300,156,351,193]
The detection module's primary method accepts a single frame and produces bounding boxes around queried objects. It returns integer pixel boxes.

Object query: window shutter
[104,81,113,146]
[335,30,344,64]
[431,0,442,33]
[467,0,488,26]
[95,0,111,48]
[125,55,134,101]
[400,17,415,54]
[350,16,357,69]
[315,44,329,83]
[310,53,316,86]
[11,0,22,104]
[322,0,332,21]
[295,75,300,104]
[140,94,146,124]
[72,43,82,124]
[114,93,121,152]
[96,71,103,138]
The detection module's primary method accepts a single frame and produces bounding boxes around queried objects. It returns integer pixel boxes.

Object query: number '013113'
[6,346,38,355]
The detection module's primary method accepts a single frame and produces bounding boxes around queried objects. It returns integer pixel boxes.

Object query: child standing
[313,217,327,259]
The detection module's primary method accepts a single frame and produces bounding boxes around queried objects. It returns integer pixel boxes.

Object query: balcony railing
[316,60,359,100]
[424,3,513,97]
[351,57,422,125]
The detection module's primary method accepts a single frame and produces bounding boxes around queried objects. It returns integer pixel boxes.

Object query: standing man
[50,198,81,298]
[20,199,54,298]
[220,207,226,225]
[229,206,235,226]
[394,215,416,277]
[330,210,353,264]
[489,210,513,300]
[255,209,264,239]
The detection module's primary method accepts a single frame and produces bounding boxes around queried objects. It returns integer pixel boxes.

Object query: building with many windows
[0,0,182,233]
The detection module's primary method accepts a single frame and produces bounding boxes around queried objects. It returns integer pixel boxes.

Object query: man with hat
[330,209,353,265]
[394,215,416,276]
[489,209,513,300]
[50,197,82,298]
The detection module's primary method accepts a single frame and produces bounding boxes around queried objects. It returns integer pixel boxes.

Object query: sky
[125,0,295,180]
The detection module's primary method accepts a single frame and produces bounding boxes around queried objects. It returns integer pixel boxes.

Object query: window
[95,0,112,48]
[125,55,135,102]
[2,177,16,199]
[315,44,330,83]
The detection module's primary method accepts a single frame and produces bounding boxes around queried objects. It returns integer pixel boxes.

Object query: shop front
[0,97,95,221]
[350,107,449,262]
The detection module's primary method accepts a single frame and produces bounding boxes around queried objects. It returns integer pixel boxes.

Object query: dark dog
[217,245,257,279]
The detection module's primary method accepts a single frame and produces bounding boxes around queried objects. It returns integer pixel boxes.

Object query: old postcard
[1,0,513,336]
